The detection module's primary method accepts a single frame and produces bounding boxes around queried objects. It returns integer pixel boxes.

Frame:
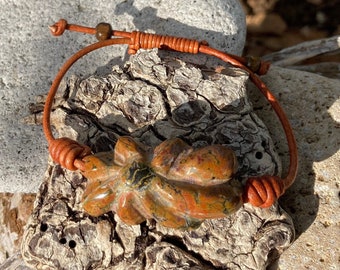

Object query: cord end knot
[48,137,91,171]
[243,175,284,208]
[49,19,68,36]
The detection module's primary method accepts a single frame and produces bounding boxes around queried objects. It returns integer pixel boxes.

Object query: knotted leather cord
[44,19,298,208]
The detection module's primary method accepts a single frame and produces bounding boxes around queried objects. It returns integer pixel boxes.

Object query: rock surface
[21,50,294,269]
[0,0,246,193]
[248,66,340,269]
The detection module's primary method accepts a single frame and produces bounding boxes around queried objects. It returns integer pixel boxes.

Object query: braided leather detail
[243,175,285,208]
[48,138,92,171]
[128,31,200,55]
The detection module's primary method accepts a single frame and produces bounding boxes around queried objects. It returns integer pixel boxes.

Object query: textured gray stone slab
[0,0,246,193]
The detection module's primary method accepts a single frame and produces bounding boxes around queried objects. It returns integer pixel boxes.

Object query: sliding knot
[128,31,200,55]
[49,19,68,36]
[48,138,92,171]
[243,175,284,208]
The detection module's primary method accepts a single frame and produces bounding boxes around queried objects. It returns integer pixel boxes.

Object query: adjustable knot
[128,31,200,55]
[243,175,284,208]
[48,138,92,171]
[49,19,68,36]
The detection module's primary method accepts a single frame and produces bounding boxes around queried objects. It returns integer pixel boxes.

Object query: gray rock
[247,66,340,269]
[21,50,293,269]
[0,0,246,193]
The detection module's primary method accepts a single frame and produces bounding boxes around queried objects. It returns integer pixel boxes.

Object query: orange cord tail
[44,19,297,206]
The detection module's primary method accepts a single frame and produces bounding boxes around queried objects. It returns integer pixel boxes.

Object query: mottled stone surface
[21,50,294,269]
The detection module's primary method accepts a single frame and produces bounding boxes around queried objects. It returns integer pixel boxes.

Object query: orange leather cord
[44,19,298,208]
[43,37,131,171]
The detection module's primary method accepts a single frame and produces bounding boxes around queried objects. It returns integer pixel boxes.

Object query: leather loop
[243,175,284,208]
[48,138,91,171]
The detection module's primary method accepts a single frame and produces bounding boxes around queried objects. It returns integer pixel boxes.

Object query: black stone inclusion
[127,161,154,189]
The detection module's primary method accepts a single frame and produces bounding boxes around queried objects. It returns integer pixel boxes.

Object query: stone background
[0,0,339,269]
[241,1,340,268]
[242,1,340,268]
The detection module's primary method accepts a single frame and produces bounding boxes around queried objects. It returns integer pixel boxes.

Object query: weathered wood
[0,252,31,270]
[0,193,35,266]
[21,50,294,269]
[263,35,340,66]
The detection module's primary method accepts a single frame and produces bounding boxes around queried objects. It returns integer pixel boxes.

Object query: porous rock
[21,50,294,269]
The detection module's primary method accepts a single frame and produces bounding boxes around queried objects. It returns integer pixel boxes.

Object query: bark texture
[22,50,294,269]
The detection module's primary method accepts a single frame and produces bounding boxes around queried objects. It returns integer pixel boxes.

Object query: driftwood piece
[263,35,340,66]
[22,50,294,269]
[0,252,31,270]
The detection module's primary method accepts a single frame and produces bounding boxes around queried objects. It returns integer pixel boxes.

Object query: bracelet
[43,19,298,229]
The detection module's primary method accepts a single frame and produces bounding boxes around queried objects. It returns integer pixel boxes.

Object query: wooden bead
[245,55,261,73]
[95,22,112,41]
